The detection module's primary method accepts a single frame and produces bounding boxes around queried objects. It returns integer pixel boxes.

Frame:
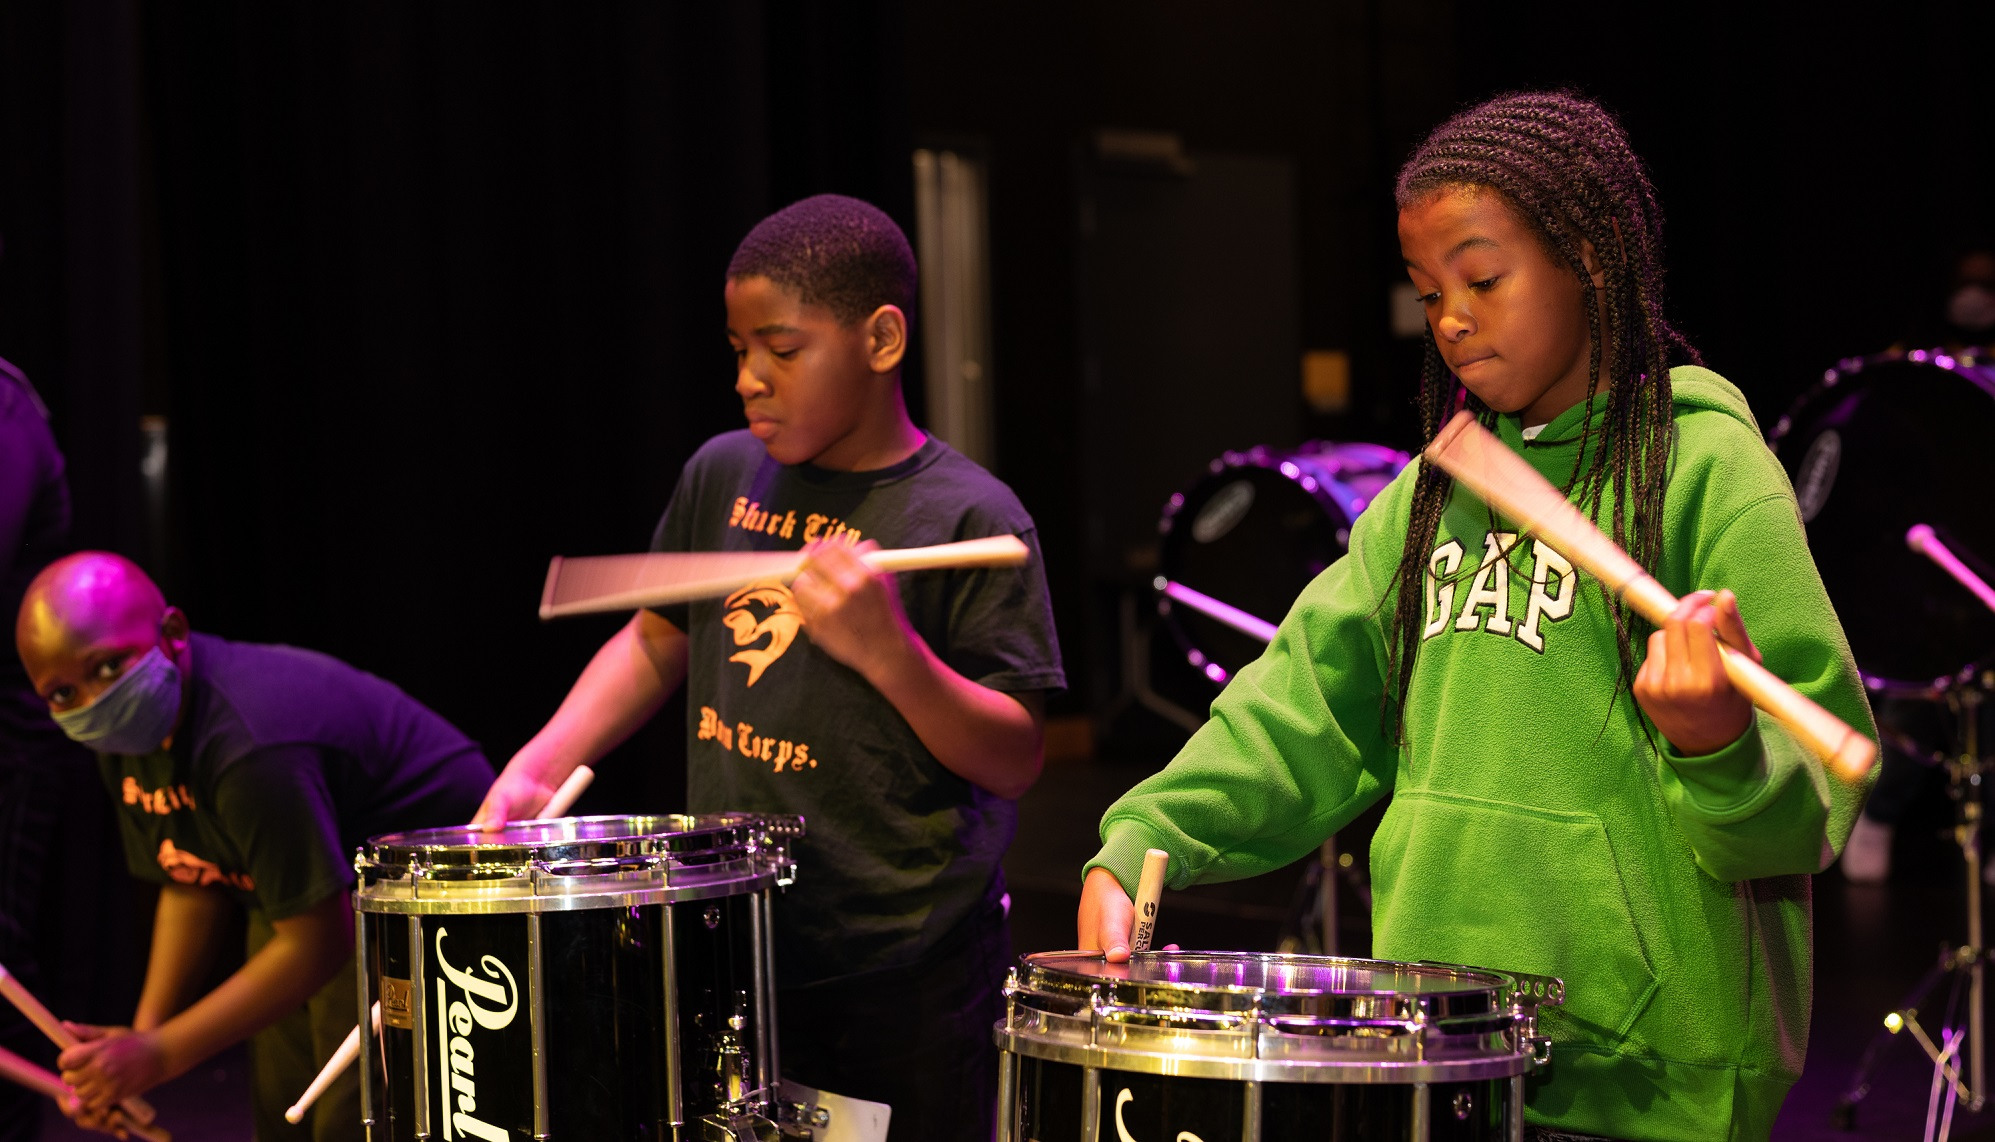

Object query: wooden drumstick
[1129,848,1170,954]
[528,764,595,821]
[538,534,1030,618]
[1907,524,1995,617]
[289,764,599,1123]
[1423,411,1875,780]
[284,1002,381,1124]
[0,963,158,1126]
[0,1044,172,1142]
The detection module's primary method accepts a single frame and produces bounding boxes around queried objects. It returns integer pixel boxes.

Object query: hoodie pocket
[1370,790,1660,1049]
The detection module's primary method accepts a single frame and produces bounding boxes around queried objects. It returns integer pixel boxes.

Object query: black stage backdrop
[0,2,913,815]
[5,0,1995,793]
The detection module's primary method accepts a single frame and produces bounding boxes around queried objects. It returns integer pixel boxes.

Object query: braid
[1383,91,1701,744]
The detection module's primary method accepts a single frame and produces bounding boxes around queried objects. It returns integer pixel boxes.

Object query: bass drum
[1159,442,1409,683]
[1769,349,1995,686]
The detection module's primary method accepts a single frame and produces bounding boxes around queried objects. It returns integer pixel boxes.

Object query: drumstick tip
[1906,523,1935,553]
[1422,409,1481,461]
[1833,731,1877,781]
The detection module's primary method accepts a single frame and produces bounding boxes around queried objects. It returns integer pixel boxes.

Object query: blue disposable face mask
[52,645,184,755]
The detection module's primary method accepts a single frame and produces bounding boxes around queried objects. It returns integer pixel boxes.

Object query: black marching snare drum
[996,951,1562,1142]
[1158,443,1409,684]
[354,813,801,1142]
[1770,348,1995,688]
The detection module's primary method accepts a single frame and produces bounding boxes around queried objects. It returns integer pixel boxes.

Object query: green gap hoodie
[1089,366,1877,1141]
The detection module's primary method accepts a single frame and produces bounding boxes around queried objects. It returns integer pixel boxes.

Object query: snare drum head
[1159,443,1408,681]
[356,812,801,911]
[1002,950,1550,1084]
[1016,949,1507,1022]
[1771,352,1995,684]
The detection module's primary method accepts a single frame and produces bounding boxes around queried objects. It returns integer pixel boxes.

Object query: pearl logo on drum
[1114,1089,1204,1142]
[433,928,522,1142]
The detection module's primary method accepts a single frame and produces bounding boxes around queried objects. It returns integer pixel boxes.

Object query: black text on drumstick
[1130,848,1169,954]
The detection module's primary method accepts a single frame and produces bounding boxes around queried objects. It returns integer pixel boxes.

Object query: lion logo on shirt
[722,581,804,687]
[156,839,255,892]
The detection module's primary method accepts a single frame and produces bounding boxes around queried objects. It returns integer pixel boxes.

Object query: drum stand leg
[1279,838,1372,956]
[356,908,377,1141]
[1835,680,1990,1138]
[1099,588,1203,735]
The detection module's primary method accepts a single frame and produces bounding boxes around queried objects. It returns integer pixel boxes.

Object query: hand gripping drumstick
[1128,849,1170,954]
[0,963,159,1127]
[538,534,1031,619]
[0,1044,172,1142]
[1907,524,1995,618]
[285,765,598,1124]
[1423,411,1875,780]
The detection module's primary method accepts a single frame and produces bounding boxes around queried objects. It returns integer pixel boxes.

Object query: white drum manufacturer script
[1115,1088,1205,1142]
[434,928,522,1141]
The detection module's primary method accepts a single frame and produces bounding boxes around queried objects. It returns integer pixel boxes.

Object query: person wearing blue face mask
[14,551,493,1141]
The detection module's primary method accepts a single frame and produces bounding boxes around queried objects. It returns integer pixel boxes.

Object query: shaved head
[18,552,165,652]
[16,552,186,713]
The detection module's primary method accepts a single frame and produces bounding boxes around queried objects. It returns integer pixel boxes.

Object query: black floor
[38,753,1995,1142]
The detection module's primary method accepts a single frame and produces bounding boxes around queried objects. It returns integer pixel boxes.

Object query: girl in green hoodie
[1080,92,1876,1142]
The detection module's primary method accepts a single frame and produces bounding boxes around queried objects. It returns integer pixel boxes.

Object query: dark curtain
[4,2,913,816]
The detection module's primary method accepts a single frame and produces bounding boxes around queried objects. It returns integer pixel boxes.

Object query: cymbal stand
[1835,673,1990,1139]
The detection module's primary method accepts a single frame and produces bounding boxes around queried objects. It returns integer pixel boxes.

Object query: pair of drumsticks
[542,425,1876,971]
[0,964,171,1141]
[555,423,1869,776]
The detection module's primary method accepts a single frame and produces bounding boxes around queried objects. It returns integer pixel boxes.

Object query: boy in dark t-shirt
[14,552,492,1141]
[476,194,1064,1141]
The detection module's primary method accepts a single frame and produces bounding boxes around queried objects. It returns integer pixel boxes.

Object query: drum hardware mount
[1836,669,1994,1139]
[697,1092,828,1142]
[1488,969,1564,1069]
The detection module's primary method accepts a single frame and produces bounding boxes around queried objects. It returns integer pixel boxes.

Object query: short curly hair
[727,194,917,326]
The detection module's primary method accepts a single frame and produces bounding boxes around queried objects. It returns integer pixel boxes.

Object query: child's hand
[1633,589,1761,757]
[790,539,917,678]
[58,1025,163,1125]
[1078,867,1137,962]
[469,762,558,831]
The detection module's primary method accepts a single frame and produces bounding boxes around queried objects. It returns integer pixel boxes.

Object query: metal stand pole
[1956,685,1985,1113]
[1835,672,1992,1137]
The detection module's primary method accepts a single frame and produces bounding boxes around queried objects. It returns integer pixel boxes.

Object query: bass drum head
[1159,442,1408,682]
[1770,350,1995,685]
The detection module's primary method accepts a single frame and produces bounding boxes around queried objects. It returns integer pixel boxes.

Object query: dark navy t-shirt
[652,432,1064,987]
[100,634,493,919]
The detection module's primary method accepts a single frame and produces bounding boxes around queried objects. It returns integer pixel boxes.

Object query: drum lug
[776,1098,832,1134]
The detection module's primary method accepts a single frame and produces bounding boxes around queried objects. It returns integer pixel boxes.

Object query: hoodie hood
[1667,364,1759,434]
[1494,364,1758,453]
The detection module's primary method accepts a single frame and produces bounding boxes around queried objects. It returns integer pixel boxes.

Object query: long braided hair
[1383,91,1701,744]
